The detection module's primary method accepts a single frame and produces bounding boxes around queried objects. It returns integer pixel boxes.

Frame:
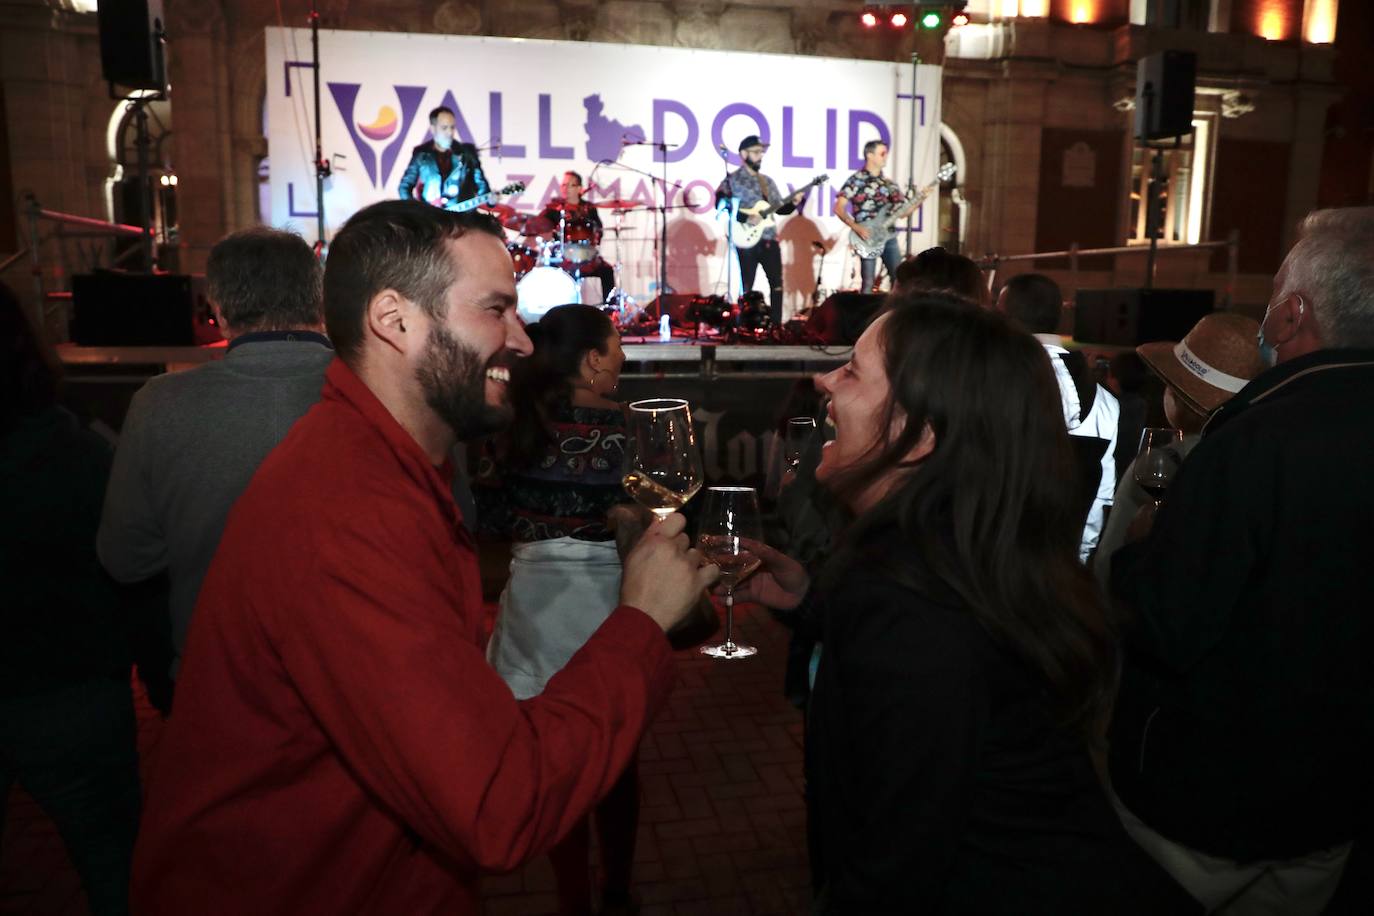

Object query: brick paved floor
[1,601,810,916]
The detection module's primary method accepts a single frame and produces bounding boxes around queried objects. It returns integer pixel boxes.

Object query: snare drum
[516,266,579,324]
[506,242,537,279]
[562,217,601,264]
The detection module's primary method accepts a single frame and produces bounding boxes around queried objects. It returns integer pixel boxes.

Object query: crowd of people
[2,200,1372,915]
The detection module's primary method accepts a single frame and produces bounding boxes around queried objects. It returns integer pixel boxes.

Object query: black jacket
[807,531,1196,914]
[396,142,488,206]
[1109,349,1374,862]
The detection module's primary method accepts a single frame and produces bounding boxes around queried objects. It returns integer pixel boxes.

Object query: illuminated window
[1127,116,1213,246]
[1130,0,1210,29]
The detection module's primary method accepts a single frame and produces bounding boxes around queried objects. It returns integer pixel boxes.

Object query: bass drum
[516,266,579,324]
[562,217,601,264]
[506,242,538,279]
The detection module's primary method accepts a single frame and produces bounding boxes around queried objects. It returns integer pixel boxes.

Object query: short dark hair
[892,247,985,303]
[1000,273,1063,335]
[323,200,504,364]
[863,139,887,157]
[429,106,455,125]
[206,227,322,333]
[563,170,584,185]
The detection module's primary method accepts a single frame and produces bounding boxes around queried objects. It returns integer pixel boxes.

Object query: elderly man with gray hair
[98,228,333,691]
[1107,207,1374,914]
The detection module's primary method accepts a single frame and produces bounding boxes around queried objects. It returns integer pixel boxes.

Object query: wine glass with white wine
[783,416,818,473]
[698,487,764,660]
[622,398,704,519]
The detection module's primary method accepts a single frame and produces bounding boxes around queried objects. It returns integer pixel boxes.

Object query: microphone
[717,144,731,160]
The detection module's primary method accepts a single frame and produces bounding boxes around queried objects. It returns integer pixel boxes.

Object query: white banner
[266,28,943,316]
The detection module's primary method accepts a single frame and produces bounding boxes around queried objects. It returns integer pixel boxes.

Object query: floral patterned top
[837,170,907,223]
[475,400,627,542]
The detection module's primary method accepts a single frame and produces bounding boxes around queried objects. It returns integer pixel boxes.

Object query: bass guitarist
[715,135,811,325]
[835,140,907,292]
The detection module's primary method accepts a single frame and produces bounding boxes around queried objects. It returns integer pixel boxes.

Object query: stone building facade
[0,0,1367,329]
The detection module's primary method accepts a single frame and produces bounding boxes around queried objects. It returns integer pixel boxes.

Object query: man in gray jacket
[98,228,333,686]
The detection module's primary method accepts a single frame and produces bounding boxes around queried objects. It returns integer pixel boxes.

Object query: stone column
[166,0,229,273]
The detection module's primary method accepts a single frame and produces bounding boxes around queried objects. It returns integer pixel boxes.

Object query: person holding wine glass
[1092,312,1264,587]
[474,303,645,916]
[729,292,1195,913]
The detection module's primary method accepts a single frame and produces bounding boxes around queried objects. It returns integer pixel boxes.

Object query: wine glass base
[700,641,757,660]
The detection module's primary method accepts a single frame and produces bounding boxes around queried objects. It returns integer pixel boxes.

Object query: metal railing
[978,231,1240,308]
[4,194,152,340]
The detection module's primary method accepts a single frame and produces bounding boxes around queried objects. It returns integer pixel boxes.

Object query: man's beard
[417,322,511,441]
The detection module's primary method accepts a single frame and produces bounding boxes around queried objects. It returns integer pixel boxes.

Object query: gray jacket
[97,337,334,677]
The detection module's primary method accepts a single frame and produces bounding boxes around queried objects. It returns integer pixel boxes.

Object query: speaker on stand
[98,0,168,272]
[1134,50,1196,290]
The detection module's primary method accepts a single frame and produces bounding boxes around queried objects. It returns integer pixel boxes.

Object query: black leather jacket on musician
[396,142,489,207]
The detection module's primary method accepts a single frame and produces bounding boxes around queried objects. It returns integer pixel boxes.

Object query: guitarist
[835,140,907,292]
[715,135,809,326]
[397,106,491,209]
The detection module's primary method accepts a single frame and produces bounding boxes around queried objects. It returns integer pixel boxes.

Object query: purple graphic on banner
[379,86,426,188]
[283,60,313,97]
[711,103,769,167]
[329,83,425,189]
[327,83,377,186]
[584,94,644,162]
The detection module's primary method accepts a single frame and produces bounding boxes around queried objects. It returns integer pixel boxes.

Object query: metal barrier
[978,230,1240,308]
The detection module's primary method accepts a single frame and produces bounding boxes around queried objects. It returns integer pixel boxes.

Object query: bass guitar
[444,182,526,213]
[731,174,829,249]
[848,163,955,259]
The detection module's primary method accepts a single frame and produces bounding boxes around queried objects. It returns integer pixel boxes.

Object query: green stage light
[920,10,943,29]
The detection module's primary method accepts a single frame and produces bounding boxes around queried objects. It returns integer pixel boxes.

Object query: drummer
[540,171,615,302]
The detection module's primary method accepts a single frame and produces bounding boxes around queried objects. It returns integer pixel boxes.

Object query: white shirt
[1035,334,1120,561]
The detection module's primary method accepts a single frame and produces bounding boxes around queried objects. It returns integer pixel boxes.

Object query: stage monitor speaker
[1134,50,1196,142]
[1073,288,1214,347]
[98,0,167,92]
[808,292,885,345]
[71,272,194,346]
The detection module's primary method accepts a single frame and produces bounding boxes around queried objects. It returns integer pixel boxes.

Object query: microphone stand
[717,147,735,311]
[309,0,330,258]
[623,139,680,314]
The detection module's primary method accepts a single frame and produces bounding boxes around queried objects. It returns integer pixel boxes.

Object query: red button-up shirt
[131,359,674,914]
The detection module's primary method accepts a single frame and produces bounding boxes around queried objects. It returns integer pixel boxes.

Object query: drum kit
[486,199,646,325]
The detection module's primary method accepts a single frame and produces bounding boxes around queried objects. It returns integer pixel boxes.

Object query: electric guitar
[444,182,525,213]
[848,163,955,259]
[731,174,829,249]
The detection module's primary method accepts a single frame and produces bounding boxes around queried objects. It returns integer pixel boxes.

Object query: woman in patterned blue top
[477,304,642,915]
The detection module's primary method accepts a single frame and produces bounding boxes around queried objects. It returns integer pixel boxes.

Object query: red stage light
[890,11,909,27]
[860,10,879,27]
[952,12,970,26]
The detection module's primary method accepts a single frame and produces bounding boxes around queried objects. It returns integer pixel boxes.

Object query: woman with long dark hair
[734,292,1195,913]
[474,303,639,916]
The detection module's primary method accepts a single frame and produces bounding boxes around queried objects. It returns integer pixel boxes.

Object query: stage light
[920,10,943,28]
[860,9,879,28]
[951,12,970,26]
[890,10,909,27]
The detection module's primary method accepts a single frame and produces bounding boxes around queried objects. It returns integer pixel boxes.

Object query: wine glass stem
[723,588,735,654]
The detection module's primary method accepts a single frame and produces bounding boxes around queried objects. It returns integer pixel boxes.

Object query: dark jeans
[737,239,784,324]
[0,676,141,916]
[859,237,902,292]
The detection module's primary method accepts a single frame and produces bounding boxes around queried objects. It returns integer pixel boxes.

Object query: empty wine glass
[783,416,818,473]
[1133,427,1185,509]
[698,487,764,660]
[622,398,704,519]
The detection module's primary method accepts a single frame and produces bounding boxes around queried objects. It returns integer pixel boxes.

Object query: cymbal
[592,199,643,210]
[479,202,515,222]
[502,213,555,236]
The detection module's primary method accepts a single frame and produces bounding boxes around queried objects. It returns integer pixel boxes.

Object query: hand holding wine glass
[698,487,765,659]
[622,398,704,519]
[722,539,810,611]
[1133,427,1185,509]
[620,512,720,633]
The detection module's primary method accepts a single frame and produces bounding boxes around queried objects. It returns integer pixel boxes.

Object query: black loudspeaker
[1134,51,1196,142]
[808,292,885,345]
[1073,288,1214,347]
[98,0,167,92]
[71,272,194,346]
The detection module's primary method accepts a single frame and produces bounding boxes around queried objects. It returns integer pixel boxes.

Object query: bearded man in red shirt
[130,201,716,914]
